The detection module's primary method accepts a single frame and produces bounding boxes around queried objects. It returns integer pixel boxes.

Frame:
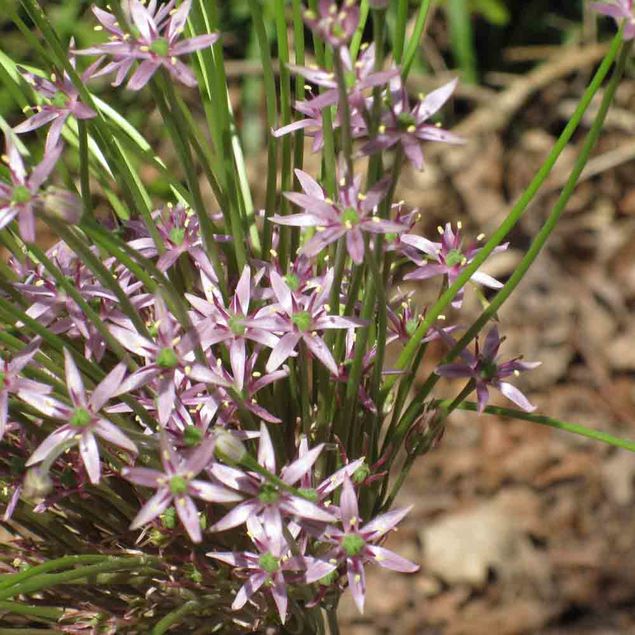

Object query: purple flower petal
[498,381,536,412]
[175,494,202,542]
[232,572,267,610]
[121,466,163,488]
[130,488,172,530]
[94,419,137,454]
[79,431,101,484]
[367,545,419,572]
[63,348,86,407]
[26,426,75,466]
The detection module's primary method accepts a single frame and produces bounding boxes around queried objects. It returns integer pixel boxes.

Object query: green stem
[77,120,92,220]
[152,601,200,635]
[0,555,105,590]
[0,557,160,600]
[401,0,434,79]
[0,600,62,620]
[450,400,635,452]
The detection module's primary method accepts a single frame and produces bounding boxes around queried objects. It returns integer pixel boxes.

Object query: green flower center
[397,112,417,130]
[157,347,179,369]
[344,70,357,90]
[342,207,360,226]
[169,227,186,245]
[258,552,280,574]
[479,359,498,381]
[51,91,68,109]
[342,534,366,557]
[169,475,188,495]
[12,185,32,205]
[183,425,203,447]
[149,38,170,57]
[292,311,312,332]
[258,482,280,504]
[384,232,398,243]
[445,249,464,267]
[284,273,300,291]
[228,315,246,336]
[70,407,92,428]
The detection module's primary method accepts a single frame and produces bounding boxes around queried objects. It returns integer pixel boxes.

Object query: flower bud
[39,187,82,224]
[22,466,54,501]
[214,430,246,464]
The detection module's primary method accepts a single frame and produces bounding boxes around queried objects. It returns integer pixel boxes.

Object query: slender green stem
[332,49,354,182]
[450,400,635,452]
[152,601,200,635]
[0,600,63,620]
[0,555,106,590]
[448,0,477,83]
[401,0,434,79]
[393,0,409,64]
[0,557,160,600]
[350,0,370,60]
[77,120,92,220]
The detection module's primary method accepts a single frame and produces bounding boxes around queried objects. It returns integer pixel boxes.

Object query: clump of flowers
[0,1,628,632]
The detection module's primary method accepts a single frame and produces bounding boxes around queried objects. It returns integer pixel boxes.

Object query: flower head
[591,1,635,39]
[436,326,541,412]
[23,349,135,484]
[401,222,508,308]
[272,169,406,264]
[14,56,98,152]
[323,476,418,613]
[0,134,63,241]
[123,433,242,542]
[303,1,360,48]
[361,77,463,170]
[76,0,219,90]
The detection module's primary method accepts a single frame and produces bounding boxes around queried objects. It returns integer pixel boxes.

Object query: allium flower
[187,266,280,387]
[272,99,367,152]
[76,0,219,90]
[23,349,135,484]
[272,169,406,264]
[264,269,364,375]
[198,352,288,424]
[436,326,541,412]
[0,135,62,241]
[126,203,228,281]
[401,222,508,309]
[0,339,50,441]
[111,297,229,424]
[122,434,242,543]
[303,0,360,48]
[361,78,463,169]
[324,476,419,613]
[591,1,635,39]
[208,516,336,623]
[289,44,398,112]
[210,423,336,540]
[14,57,98,152]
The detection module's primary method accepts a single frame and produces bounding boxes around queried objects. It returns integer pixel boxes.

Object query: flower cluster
[0,1,550,632]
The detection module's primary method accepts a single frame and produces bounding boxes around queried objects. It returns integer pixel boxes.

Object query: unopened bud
[39,187,82,225]
[214,431,246,464]
[22,467,53,501]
